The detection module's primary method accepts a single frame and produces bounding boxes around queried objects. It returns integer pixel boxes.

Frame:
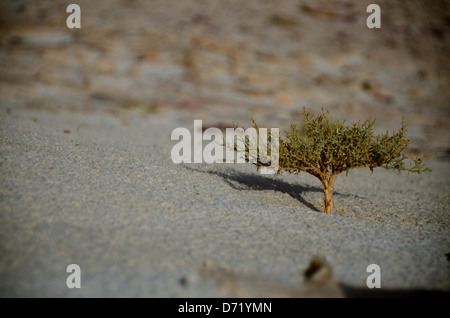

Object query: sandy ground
[0,0,449,297]
[0,106,448,297]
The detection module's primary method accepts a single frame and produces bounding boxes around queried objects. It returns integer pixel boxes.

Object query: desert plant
[232,107,431,214]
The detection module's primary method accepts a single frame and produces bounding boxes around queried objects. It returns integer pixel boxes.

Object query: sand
[0,106,448,297]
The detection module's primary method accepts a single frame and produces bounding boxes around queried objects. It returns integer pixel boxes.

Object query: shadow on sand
[184,165,353,213]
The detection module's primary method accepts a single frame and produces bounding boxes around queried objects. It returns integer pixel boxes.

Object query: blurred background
[0,0,449,157]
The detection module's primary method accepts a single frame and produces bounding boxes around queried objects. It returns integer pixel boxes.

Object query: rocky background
[0,0,449,157]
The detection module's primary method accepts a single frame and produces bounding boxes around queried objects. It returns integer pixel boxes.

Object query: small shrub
[233,107,431,214]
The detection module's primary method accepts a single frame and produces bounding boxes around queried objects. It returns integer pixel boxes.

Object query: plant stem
[321,173,338,214]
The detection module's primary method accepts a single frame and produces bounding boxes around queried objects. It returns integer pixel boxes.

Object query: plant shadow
[185,165,327,212]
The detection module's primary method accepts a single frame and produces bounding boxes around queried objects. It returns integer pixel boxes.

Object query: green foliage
[277,107,431,179]
[232,107,431,214]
